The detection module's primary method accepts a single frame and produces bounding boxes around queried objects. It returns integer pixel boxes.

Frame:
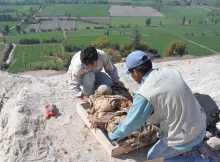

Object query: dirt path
[197,5,212,12]
[5,43,16,64]
[32,4,44,17]
[182,37,219,54]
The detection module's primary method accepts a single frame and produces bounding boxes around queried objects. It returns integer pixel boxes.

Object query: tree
[91,36,110,49]
[163,40,186,57]
[3,25,9,35]
[130,27,141,49]
[188,19,191,25]
[16,25,21,34]
[182,17,186,25]
[102,48,122,63]
[121,27,149,57]
[145,18,151,27]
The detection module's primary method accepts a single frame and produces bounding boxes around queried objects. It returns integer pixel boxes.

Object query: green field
[1,2,220,73]
[6,22,220,57]
[0,5,40,17]
[6,31,64,43]
[108,5,220,55]
[38,4,108,17]
[65,28,104,47]
[110,6,209,27]
[108,0,155,5]
[0,21,18,31]
[0,43,4,51]
[0,4,40,33]
[157,6,208,25]
[65,23,220,56]
[9,44,67,73]
[75,21,109,29]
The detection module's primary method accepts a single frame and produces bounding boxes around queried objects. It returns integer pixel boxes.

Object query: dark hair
[80,46,98,65]
[129,60,152,74]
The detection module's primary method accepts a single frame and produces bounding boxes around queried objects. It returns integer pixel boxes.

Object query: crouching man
[67,46,120,103]
[108,50,208,162]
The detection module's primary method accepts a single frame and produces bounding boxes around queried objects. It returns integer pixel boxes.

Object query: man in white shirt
[67,46,120,103]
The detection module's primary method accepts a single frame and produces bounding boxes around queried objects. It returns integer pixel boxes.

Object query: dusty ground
[0,54,220,162]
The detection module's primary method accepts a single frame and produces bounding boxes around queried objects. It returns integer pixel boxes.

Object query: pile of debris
[88,83,157,149]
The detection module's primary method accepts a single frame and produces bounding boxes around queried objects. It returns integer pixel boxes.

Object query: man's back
[137,68,207,147]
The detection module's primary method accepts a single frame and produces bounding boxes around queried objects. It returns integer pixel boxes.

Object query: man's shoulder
[69,51,83,69]
[97,49,107,56]
[71,51,81,63]
[97,49,109,63]
[155,67,179,74]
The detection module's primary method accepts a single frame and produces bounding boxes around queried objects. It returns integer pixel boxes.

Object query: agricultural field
[156,5,212,25]
[109,5,220,55]
[0,43,4,51]
[25,17,109,32]
[74,20,109,29]
[92,5,217,27]
[65,28,105,46]
[108,0,155,5]
[108,0,219,6]
[1,1,220,73]
[116,5,209,27]
[63,4,220,55]
[25,19,75,32]
[38,4,108,17]
[5,31,64,43]
[80,17,109,25]
[192,0,220,6]
[0,4,40,34]
[0,5,40,17]
[0,21,18,31]
[9,44,67,73]
[109,5,164,16]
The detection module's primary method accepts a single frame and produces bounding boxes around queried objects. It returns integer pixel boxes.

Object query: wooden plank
[76,102,157,157]
[76,102,115,155]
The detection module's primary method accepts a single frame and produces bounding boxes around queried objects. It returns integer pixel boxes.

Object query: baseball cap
[125,50,150,74]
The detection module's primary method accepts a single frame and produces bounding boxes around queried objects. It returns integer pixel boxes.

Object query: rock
[206,131,212,139]
[207,137,220,151]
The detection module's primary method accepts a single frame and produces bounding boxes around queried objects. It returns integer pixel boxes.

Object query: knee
[147,153,153,160]
[147,148,155,160]
[82,72,95,83]
[82,72,95,96]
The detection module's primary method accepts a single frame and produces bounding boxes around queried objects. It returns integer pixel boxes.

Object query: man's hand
[114,80,125,87]
[78,95,92,105]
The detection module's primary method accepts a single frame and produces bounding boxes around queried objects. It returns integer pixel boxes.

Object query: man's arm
[102,52,119,83]
[108,93,153,140]
[68,60,84,97]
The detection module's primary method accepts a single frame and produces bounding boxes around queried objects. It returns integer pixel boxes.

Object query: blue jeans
[147,139,209,162]
[82,71,113,96]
